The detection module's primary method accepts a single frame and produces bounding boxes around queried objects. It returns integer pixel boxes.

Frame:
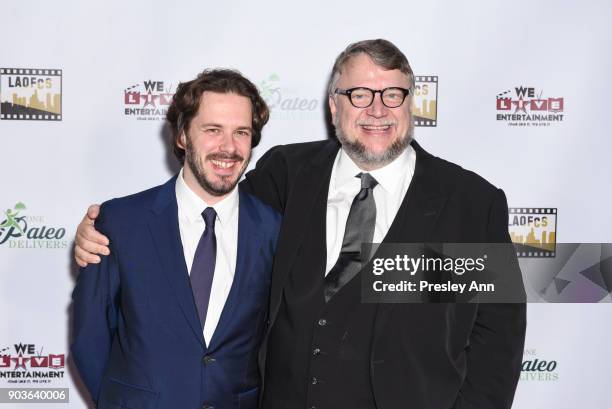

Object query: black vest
[262,181,378,409]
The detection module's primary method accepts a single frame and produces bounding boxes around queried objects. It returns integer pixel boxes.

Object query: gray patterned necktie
[324,173,378,302]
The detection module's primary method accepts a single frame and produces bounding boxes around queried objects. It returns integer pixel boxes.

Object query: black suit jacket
[243,139,526,409]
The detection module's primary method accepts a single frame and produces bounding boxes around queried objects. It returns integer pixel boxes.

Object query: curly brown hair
[166,68,269,162]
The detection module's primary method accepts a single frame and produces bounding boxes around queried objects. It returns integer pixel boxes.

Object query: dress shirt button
[312,348,321,356]
[202,355,216,365]
[203,405,214,409]
[309,406,316,409]
[311,376,319,385]
[318,318,327,326]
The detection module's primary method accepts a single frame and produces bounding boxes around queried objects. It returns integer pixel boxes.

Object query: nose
[218,132,237,154]
[366,91,387,118]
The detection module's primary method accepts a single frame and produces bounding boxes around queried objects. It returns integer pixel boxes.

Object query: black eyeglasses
[334,87,412,108]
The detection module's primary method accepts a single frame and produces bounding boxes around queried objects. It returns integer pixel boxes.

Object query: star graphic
[11,353,29,370]
[513,97,528,114]
[142,92,158,108]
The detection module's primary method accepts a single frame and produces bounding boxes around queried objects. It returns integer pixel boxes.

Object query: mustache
[206,153,245,162]
[356,120,396,126]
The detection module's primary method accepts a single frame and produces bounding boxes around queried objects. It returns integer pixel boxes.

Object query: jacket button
[318,318,327,326]
[311,376,319,385]
[203,405,214,409]
[312,348,321,356]
[203,355,216,365]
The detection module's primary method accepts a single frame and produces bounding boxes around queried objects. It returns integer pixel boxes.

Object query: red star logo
[513,97,528,113]
[11,354,30,370]
[142,92,158,108]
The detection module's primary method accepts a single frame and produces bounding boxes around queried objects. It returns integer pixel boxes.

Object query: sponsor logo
[496,86,564,126]
[520,348,559,381]
[124,80,175,120]
[0,202,67,249]
[412,76,438,127]
[258,74,319,120]
[0,343,65,384]
[0,68,62,120]
[509,208,557,257]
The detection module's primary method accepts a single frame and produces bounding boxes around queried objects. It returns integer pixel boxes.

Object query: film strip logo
[412,75,438,127]
[508,208,557,257]
[0,68,62,121]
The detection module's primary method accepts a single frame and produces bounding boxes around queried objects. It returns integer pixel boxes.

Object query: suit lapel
[372,140,448,344]
[147,176,205,347]
[383,140,447,244]
[269,139,339,324]
[207,188,264,351]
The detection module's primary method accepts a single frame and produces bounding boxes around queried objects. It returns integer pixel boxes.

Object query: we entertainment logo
[496,86,564,127]
[0,343,65,384]
[124,80,175,120]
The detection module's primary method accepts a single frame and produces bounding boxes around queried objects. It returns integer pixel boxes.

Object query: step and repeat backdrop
[1,0,611,408]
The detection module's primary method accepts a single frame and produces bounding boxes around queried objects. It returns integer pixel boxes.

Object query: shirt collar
[175,168,239,227]
[334,144,415,193]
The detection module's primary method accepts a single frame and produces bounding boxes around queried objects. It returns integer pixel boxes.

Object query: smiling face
[329,53,413,170]
[178,91,253,203]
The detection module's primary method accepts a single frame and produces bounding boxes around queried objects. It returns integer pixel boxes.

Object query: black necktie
[190,207,217,329]
[324,173,378,302]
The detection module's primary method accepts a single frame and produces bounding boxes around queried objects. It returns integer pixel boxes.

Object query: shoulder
[425,155,501,197]
[238,187,282,233]
[260,139,337,164]
[97,179,173,232]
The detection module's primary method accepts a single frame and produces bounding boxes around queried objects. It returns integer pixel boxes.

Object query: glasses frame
[334,86,413,108]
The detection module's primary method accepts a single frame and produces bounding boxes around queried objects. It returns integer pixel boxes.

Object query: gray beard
[334,121,413,169]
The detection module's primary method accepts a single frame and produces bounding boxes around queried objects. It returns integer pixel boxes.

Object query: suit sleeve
[242,145,290,213]
[70,202,120,402]
[457,189,527,409]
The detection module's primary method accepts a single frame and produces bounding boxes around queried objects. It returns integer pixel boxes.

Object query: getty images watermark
[360,243,612,303]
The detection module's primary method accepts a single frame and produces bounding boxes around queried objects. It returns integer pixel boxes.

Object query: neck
[352,160,387,172]
[343,151,393,172]
[182,166,228,205]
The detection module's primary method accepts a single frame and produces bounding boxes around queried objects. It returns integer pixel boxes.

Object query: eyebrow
[200,123,253,131]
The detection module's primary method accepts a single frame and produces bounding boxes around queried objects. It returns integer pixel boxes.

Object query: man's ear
[177,131,186,150]
[329,95,337,124]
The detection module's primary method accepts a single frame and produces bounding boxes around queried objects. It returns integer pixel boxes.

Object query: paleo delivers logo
[124,80,175,120]
[259,74,319,120]
[0,68,62,120]
[520,348,559,382]
[496,86,564,127]
[0,202,67,249]
[0,343,65,384]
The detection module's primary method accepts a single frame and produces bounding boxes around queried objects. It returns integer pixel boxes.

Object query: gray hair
[327,39,414,96]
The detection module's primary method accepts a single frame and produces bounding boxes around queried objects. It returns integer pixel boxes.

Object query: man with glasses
[75,39,525,409]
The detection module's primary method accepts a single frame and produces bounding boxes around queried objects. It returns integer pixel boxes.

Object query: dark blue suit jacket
[71,176,281,409]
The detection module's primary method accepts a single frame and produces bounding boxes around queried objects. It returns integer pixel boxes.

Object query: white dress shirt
[325,145,416,275]
[175,168,239,345]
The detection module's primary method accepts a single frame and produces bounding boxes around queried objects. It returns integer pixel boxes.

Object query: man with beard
[75,39,525,409]
[71,69,280,409]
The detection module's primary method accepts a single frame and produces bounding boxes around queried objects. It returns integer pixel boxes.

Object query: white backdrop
[1,0,611,407]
